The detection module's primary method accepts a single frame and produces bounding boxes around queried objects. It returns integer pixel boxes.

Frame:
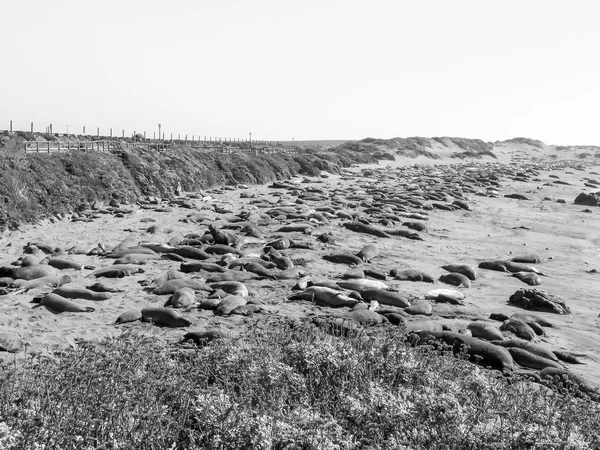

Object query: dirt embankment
[0,132,382,231]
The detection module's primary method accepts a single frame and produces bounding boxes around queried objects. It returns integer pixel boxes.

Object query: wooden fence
[23,140,118,154]
[20,140,302,156]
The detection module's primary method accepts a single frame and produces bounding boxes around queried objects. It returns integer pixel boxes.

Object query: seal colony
[1,155,599,393]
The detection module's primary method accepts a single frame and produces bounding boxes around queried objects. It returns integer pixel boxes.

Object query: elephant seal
[180,262,227,273]
[107,247,157,258]
[478,261,509,272]
[113,254,160,265]
[86,283,123,293]
[337,279,389,291]
[383,313,407,326]
[511,272,542,286]
[411,330,514,371]
[511,254,541,264]
[294,286,358,307]
[510,312,556,329]
[32,293,95,313]
[205,244,243,256]
[153,279,213,295]
[438,273,471,288]
[404,300,433,316]
[18,255,41,266]
[231,304,264,316]
[0,333,22,353]
[441,264,478,280]
[172,246,212,260]
[503,261,547,276]
[491,339,558,362]
[358,289,410,308]
[207,271,259,282]
[323,253,363,266]
[90,265,144,278]
[11,274,72,291]
[424,289,466,305]
[209,281,248,298]
[141,307,192,327]
[405,319,444,332]
[266,238,291,250]
[0,265,57,281]
[466,322,504,341]
[215,294,247,315]
[51,286,111,301]
[356,244,379,263]
[346,309,387,325]
[208,224,240,247]
[115,310,143,324]
[164,287,196,308]
[552,350,586,365]
[342,267,366,279]
[392,269,435,283]
[507,348,563,370]
[500,318,537,341]
[42,257,94,270]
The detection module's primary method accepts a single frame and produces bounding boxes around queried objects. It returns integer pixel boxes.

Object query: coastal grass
[1,318,599,449]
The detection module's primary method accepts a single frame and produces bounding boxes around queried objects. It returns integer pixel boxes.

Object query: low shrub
[1,318,599,449]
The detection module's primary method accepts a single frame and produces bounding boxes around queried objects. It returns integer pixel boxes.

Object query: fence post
[110,128,113,138]
[9,120,12,132]
[50,124,53,135]
[31,122,33,133]
[97,127,99,137]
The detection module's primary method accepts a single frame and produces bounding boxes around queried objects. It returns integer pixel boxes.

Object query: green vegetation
[0,132,378,231]
[1,318,598,449]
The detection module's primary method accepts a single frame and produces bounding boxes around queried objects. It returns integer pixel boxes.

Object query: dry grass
[1,318,599,449]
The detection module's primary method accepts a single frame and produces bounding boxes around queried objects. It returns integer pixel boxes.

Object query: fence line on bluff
[1,119,319,152]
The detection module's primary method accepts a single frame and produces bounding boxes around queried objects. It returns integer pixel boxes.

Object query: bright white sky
[1,0,599,145]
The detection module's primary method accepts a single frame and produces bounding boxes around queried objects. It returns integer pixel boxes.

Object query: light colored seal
[208,281,249,298]
[356,244,379,263]
[404,300,433,316]
[337,279,389,291]
[32,293,95,313]
[164,287,196,308]
[0,265,57,281]
[425,289,466,305]
[215,294,247,315]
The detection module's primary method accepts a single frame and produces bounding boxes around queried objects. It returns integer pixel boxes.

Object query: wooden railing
[23,140,118,154]
[21,140,302,156]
